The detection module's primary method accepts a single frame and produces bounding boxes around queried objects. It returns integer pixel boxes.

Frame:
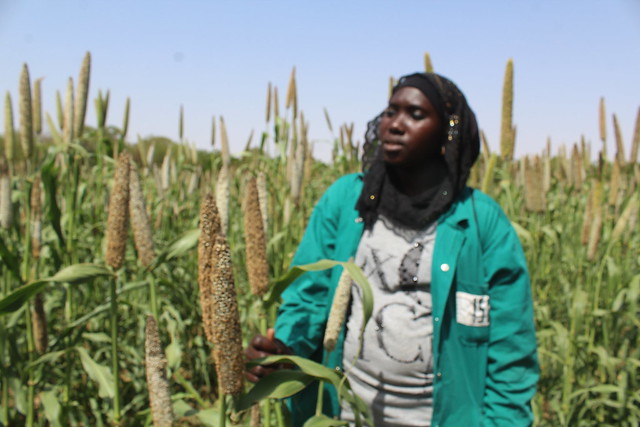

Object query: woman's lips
[382,140,404,152]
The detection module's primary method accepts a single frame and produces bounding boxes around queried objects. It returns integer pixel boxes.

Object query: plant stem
[218,381,226,427]
[110,273,121,424]
[149,275,159,321]
[25,301,35,427]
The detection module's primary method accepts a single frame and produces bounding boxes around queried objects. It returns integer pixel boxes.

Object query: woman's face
[379,86,443,169]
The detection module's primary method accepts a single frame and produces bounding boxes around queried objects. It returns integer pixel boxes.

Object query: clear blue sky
[1,0,639,161]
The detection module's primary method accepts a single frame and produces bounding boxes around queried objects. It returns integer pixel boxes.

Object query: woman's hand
[245,328,294,383]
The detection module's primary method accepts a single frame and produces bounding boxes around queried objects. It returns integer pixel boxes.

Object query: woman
[246,72,539,426]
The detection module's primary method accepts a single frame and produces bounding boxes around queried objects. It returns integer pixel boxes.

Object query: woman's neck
[387,157,448,197]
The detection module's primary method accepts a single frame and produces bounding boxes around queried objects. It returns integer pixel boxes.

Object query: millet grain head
[243,177,269,297]
[198,192,222,344]
[129,162,156,267]
[105,151,131,270]
[19,64,34,160]
[4,92,15,162]
[145,315,174,427]
[324,268,352,352]
[74,52,91,138]
[32,293,48,354]
[210,235,244,396]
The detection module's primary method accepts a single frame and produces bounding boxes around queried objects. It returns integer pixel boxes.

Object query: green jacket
[275,173,538,426]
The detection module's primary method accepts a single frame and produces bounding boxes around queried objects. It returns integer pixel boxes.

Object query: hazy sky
[1,0,639,161]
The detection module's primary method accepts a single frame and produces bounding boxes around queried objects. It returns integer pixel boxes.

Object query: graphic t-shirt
[341,216,436,426]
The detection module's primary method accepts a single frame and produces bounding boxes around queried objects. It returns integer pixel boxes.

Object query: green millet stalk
[581,181,595,246]
[571,144,583,188]
[19,63,34,161]
[599,97,607,144]
[31,175,42,259]
[273,86,280,119]
[63,77,75,144]
[144,315,174,427]
[0,172,12,229]
[160,149,171,192]
[290,123,306,205]
[587,205,603,261]
[129,162,155,267]
[105,152,130,270]
[243,178,269,297]
[612,113,626,165]
[210,235,244,396]
[55,90,64,131]
[424,52,434,73]
[121,97,130,141]
[216,166,230,235]
[631,107,640,165]
[256,171,268,236]
[220,116,231,168]
[4,92,15,164]
[500,59,514,161]
[32,78,43,136]
[524,156,545,212]
[323,107,333,134]
[611,194,638,242]
[31,175,47,354]
[481,154,497,194]
[608,161,621,208]
[324,268,352,352]
[32,293,47,354]
[285,67,297,119]
[480,130,491,161]
[74,52,91,138]
[198,193,222,344]
[265,82,272,124]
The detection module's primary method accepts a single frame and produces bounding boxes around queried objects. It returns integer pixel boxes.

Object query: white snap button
[441,263,450,272]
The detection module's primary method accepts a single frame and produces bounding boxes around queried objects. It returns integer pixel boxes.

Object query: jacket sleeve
[476,194,539,426]
[274,178,343,359]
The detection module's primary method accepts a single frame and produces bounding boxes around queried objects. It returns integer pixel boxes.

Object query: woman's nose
[389,117,404,134]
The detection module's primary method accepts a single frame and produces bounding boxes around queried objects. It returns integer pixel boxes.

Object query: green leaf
[236,370,314,411]
[0,281,49,314]
[165,340,182,370]
[28,350,68,371]
[151,228,199,271]
[265,259,345,307]
[49,263,112,284]
[303,414,349,427]
[82,332,111,343]
[343,262,374,337]
[0,263,112,315]
[0,234,21,281]
[76,347,115,399]
[40,387,62,426]
[248,355,342,389]
[195,407,220,426]
[511,220,533,247]
[41,155,66,248]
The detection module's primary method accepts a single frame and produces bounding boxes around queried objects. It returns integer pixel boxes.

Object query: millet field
[0,53,638,426]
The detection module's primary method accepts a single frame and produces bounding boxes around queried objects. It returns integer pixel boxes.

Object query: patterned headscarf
[356,72,480,229]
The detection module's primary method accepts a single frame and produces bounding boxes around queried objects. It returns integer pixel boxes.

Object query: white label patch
[456,291,490,327]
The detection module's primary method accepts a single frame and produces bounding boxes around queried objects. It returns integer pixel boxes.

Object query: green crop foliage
[0,55,638,426]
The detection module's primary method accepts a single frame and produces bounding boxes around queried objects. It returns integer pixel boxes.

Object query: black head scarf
[356,72,480,230]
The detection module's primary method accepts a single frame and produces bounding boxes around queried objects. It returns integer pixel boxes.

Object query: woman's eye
[384,108,396,117]
[411,110,425,120]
